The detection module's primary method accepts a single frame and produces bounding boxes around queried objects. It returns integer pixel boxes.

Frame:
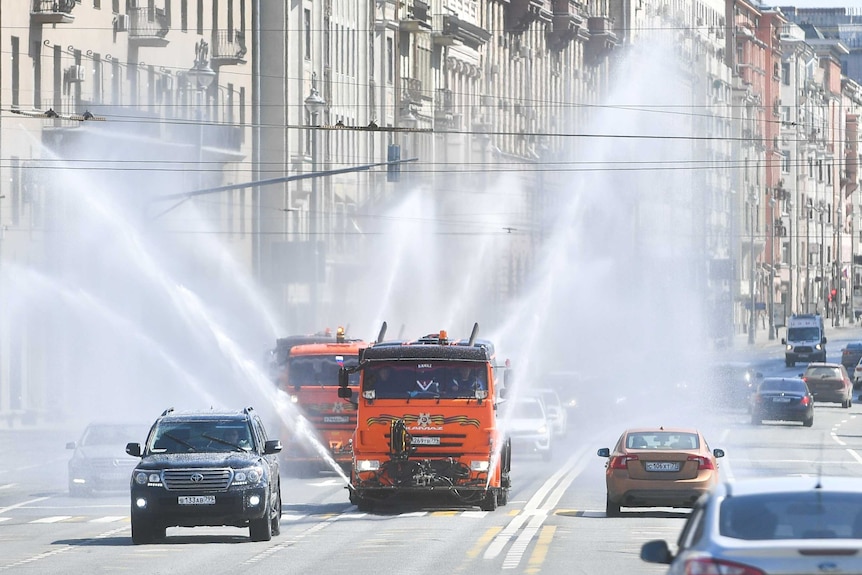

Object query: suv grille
[163,468,231,491]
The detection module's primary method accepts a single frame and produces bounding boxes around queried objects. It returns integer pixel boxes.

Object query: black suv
[125,407,282,544]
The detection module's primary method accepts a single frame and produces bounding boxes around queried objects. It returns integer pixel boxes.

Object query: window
[304,9,311,60]
[386,37,393,84]
[11,36,19,107]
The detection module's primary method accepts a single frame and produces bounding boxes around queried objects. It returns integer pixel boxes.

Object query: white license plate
[412,436,441,445]
[773,397,791,403]
[178,495,215,505]
[645,462,680,472]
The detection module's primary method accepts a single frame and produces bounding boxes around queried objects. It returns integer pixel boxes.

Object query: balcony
[585,16,618,62]
[399,0,432,33]
[548,0,587,52]
[434,14,491,49]
[401,77,423,105]
[129,6,169,47]
[212,29,247,66]
[31,0,75,24]
[506,0,552,34]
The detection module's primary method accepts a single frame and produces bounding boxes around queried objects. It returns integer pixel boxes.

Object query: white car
[641,476,862,574]
[502,395,552,461]
[529,388,567,437]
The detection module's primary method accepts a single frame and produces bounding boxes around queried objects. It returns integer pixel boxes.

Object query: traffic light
[387,144,401,182]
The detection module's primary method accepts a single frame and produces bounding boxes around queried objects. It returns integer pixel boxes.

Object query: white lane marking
[31,516,72,523]
[846,449,862,465]
[462,511,488,518]
[0,484,16,490]
[280,514,306,521]
[89,516,126,523]
[832,432,847,446]
[0,525,127,572]
[0,496,50,515]
[485,446,589,565]
[0,518,10,523]
[309,479,342,487]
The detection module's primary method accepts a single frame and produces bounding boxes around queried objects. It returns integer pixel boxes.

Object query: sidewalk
[732,317,862,354]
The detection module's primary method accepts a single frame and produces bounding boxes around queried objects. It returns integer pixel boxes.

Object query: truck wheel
[249,514,272,542]
[356,497,374,513]
[480,489,498,512]
[498,488,509,506]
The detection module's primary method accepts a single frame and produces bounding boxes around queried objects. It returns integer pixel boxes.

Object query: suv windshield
[787,327,821,341]
[148,420,254,453]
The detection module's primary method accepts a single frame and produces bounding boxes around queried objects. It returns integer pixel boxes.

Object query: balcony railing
[31,0,75,24]
[212,29,248,65]
[129,6,170,47]
[401,77,423,104]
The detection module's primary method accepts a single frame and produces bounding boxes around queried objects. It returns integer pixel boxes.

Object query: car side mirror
[66,441,76,450]
[713,448,725,458]
[597,447,610,458]
[640,540,673,565]
[125,442,142,457]
[264,439,282,455]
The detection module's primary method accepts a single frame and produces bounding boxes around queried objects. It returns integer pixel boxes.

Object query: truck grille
[162,468,231,491]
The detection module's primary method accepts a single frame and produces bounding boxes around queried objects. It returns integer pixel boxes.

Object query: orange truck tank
[337,322,512,512]
[276,329,367,474]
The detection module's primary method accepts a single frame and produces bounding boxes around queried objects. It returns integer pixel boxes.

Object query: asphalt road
[1,342,861,574]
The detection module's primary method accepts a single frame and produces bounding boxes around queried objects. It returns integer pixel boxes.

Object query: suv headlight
[233,465,264,485]
[135,471,161,485]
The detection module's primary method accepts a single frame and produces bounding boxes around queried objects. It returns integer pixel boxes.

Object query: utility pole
[748,191,758,344]
[768,196,776,340]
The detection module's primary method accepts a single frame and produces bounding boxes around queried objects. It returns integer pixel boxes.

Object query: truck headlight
[471,461,490,472]
[816,344,823,350]
[537,425,548,435]
[356,459,380,472]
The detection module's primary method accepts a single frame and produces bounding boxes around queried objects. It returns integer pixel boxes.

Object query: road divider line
[0,496,49,515]
[468,526,502,559]
[525,525,556,574]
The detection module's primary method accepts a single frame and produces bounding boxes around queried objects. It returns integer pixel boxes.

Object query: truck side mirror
[822,337,828,344]
[338,368,349,388]
[781,338,786,344]
[337,387,353,399]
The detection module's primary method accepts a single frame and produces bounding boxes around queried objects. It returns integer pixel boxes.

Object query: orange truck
[337,322,511,511]
[271,328,367,473]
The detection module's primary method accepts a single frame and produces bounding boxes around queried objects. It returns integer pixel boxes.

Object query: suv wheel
[249,512,273,542]
[270,489,282,536]
[131,516,163,544]
[606,495,621,517]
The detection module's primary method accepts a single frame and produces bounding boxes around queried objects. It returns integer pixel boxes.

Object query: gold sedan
[597,427,725,517]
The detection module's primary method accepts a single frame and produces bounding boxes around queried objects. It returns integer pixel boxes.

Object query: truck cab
[782,314,826,367]
[338,324,511,512]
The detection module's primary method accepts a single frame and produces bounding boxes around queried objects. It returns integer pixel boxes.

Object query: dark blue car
[750,377,814,427]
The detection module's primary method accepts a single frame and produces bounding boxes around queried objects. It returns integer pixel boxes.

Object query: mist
[1,37,720,462]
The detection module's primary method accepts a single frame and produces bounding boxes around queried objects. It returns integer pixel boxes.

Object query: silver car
[641,476,862,574]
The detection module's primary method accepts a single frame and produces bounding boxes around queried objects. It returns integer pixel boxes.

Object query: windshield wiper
[161,432,196,452]
[201,433,246,451]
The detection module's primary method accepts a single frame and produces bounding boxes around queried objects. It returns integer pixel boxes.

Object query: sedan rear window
[758,380,805,393]
[720,493,862,540]
[626,432,699,450]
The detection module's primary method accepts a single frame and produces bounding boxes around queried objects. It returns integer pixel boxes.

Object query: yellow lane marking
[525,525,556,574]
[467,526,503,559]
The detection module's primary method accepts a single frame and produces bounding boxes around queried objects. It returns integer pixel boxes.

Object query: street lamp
[187,41,216,190]
[806,198,813,313]
[768,196,776,340]
[304,76,326,328]
[836,205,842,326]
[787,196,794,317]
[748,191,759,345]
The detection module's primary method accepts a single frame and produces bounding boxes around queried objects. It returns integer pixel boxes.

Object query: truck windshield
[364,363,488,399]
[787,327,821,341]
[288,355,360,387]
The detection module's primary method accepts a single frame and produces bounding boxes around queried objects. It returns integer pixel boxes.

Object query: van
[781,314,826,367]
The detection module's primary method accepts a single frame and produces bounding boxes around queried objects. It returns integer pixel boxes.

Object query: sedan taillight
[687,455,715,470]
[608,454,638,470]
[800,395,811,406]
[683,557,766,575]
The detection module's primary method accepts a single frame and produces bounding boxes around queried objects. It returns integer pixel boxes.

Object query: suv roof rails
[160,407,174,417]
[242,406,255,415]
